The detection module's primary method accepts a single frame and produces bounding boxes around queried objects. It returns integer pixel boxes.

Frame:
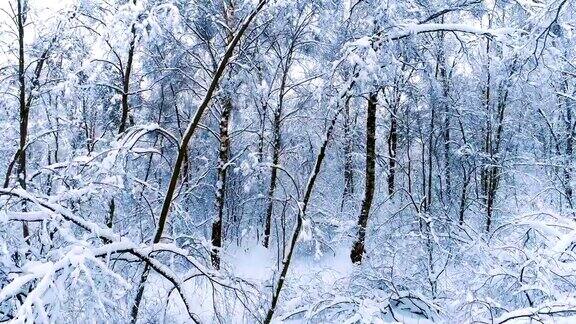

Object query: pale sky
[0,0,76,23]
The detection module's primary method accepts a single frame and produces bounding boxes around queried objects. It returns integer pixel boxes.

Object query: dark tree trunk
[16,0,29,241]
[426,98,435,212]
[440,57,451,200]
[437,20,451,200]
[210,2,236,268]
[110,6,139,248]
[263,102,281,248]
[459,165,470,225]
[480,36,491,203]
[342,97,355,208]
[480,36,494,232]
[350,92,377,264]
[387,106,397,195]
[119,20,137,134]
[130,2,267,321]
[211,99,232,269]
[485,85,508,232]
[564,80,573,208]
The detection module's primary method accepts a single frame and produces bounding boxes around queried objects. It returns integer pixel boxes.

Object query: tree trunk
[436,19,451,201]
[387,105,397,195]
[119,9,137,134]
[210,0,236,269]
[486,84,508,232]
[264,103,344,324]
[459,164,470,225]
[564,80,573,208]
[118,0,138,133]
[350,92,377,264]
[342,96,355,208]
[481,35,494,232]
[426,96,435,212]
[263,51,292,248]
[263,103,281,248]
[211,99,232,269]
[440,51,451,200]
[16,0,29,242]
[130,1,267,321]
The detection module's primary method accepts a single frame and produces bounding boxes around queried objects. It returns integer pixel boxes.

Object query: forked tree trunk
[350,92,377,264]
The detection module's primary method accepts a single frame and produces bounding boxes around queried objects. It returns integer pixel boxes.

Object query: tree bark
[16,0,29,242]
[119,0,137,133]
[342,96,355,207]
[263,101,281,248]
[480,35,494,232]
[211,99,232,269]
[563,80,573,208]
[387,105,397,196]
[459,164,470,225]
[350,92,377,264]
[210,0,236,270]
[439,38,451,200]
[486,84,508,232]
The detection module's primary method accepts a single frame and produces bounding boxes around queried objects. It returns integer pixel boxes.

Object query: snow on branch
[0,210,52,222]
[384,23,515,41]
[495,301,576,323]
[0,245,131,323]
[0,188,223,323]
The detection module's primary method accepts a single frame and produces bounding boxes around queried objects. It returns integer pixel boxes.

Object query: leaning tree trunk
[264,101,345,324]
[350,92,377,264]
[130,1,268,322]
